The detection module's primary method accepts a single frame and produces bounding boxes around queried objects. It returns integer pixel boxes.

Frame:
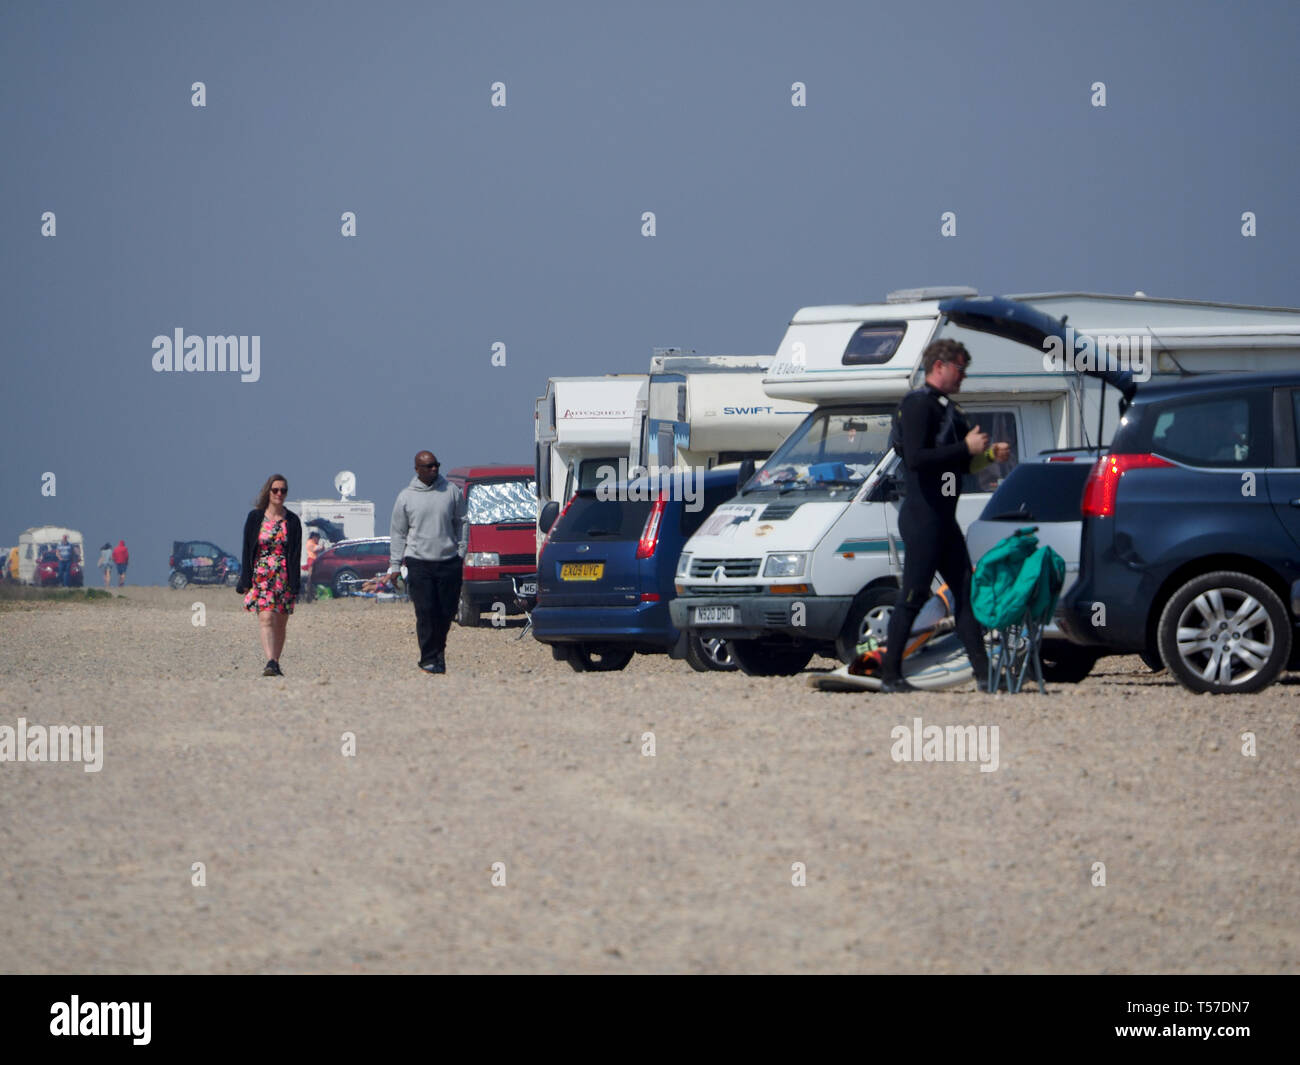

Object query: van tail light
[1081,454,1174,518]
[636,498,667,559]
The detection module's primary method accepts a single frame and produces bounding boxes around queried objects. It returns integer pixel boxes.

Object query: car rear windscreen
[979,464,1091,523]
[550,494,653,542]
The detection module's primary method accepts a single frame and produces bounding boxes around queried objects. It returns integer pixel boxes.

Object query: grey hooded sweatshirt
[389,475,467,571]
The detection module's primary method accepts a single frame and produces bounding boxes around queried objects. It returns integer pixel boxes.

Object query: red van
[446,465,539,626]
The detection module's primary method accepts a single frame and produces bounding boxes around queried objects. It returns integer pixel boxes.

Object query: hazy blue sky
[3,0,1298,582]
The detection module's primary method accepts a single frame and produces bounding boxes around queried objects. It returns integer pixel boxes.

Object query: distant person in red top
[111,539,129,586]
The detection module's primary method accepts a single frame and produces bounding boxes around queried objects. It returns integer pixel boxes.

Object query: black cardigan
[237,508,302,595]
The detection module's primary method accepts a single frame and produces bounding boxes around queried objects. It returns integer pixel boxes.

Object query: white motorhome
[17,525,85,585]
[669,288,1300,674]
[534,374,650,528]
[535,360,813,541]
[640,354,813,471]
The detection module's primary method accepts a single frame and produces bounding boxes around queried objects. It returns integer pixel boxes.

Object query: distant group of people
[95,540,130,587]
[238,451,465,678]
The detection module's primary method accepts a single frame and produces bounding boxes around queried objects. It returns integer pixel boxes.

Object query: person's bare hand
[965,425,990,455]
[991,442,1011,462]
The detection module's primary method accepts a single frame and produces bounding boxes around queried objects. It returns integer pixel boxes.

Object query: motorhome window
[745,409,894,491]
[535,445,550,501]
[578,460,618,492]
[1146,393,1263,468]
[549,494,653,542]
[962,410,1020,494]
[842,322,907,366]
[466,479,539,525]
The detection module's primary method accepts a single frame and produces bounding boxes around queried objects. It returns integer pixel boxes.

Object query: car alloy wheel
[1157,571,1290,694]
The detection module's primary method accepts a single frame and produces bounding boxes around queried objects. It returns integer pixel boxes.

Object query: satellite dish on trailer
[334,471,356,500]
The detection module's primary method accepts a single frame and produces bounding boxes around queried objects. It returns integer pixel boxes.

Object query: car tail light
[640,592,661,602]
[636,498,667,559]
[1081,454,1174,517]
[169,556,174,567]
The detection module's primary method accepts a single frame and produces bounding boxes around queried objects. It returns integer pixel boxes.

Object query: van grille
[689,557,761,579]
[687,585,762,596]
[498,554,536,566]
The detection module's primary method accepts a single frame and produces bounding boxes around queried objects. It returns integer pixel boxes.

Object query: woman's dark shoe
[262,660,277,677]
[270,660,283,676]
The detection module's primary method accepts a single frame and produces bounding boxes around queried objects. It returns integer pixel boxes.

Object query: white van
[669,288,1300,674]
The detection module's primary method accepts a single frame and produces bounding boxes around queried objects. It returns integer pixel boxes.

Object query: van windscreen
[466,479,538,524]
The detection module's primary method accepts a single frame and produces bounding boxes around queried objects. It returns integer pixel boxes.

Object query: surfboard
[807,633,974,692]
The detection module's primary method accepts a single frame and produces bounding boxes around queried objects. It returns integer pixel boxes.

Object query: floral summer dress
[243,517,296,614]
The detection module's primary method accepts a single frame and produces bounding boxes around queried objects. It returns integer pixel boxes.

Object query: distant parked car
[965,449,1104,682]
[1060,372,1300,693]
[34,545,83,587]
[169,540,240,589]
[532,467,743,671]
[312,537,393,597]
[446,465,539,626]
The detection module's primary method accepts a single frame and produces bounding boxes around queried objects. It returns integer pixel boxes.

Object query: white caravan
[288,471,375,550]
[17,525,85,584]
[669,288,1300,674]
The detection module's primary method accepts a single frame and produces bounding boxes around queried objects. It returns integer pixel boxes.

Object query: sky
[3,0,1298,583]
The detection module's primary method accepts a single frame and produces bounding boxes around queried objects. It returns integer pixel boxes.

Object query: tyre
[1140,648,1165,673]
[835,586,898,664]
[1156,571,1291,694]
[456,590,480,627]
[1038,640,1101,684]
[333,568,360,597]
[562,644,634,672]
[168,571,188,590]
[685,632,738,672]
[728,638,815,677]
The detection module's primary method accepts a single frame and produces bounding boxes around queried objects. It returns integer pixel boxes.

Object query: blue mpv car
[533,468,740,672]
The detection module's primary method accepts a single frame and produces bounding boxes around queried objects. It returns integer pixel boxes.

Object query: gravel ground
[1,586,1297,974]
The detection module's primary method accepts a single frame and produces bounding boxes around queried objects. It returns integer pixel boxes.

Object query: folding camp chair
[972,527,1065,694]
[511,573,538,641]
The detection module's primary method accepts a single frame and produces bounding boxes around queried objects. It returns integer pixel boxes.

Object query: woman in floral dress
[236,473,303,676]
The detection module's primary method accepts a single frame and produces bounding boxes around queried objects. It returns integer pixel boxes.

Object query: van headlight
[763,552,808,578]
[676,552,692,579]
[465,552,499,567]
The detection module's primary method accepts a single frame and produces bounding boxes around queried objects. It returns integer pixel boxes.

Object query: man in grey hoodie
[386,450,467,673]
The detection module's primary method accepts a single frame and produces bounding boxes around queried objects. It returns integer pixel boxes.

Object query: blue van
[532,467,742,671]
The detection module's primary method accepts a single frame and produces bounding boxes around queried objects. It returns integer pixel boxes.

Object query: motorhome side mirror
[736,458,756,489]
[539,500,561,534]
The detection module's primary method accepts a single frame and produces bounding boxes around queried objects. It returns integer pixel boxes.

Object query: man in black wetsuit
[879,338,1011,693]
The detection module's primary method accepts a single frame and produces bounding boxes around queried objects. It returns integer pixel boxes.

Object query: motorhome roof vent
[885,286,978,304]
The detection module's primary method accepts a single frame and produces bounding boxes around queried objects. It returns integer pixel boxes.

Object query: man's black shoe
[432,653,446,674]
[419,661,438,674]
[878,675,917,694]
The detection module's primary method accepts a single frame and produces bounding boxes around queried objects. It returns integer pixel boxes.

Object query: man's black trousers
[881,507,988,679]
[404,556,463,665]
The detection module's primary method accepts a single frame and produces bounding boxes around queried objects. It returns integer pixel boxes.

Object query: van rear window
[979,464,1090,523]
